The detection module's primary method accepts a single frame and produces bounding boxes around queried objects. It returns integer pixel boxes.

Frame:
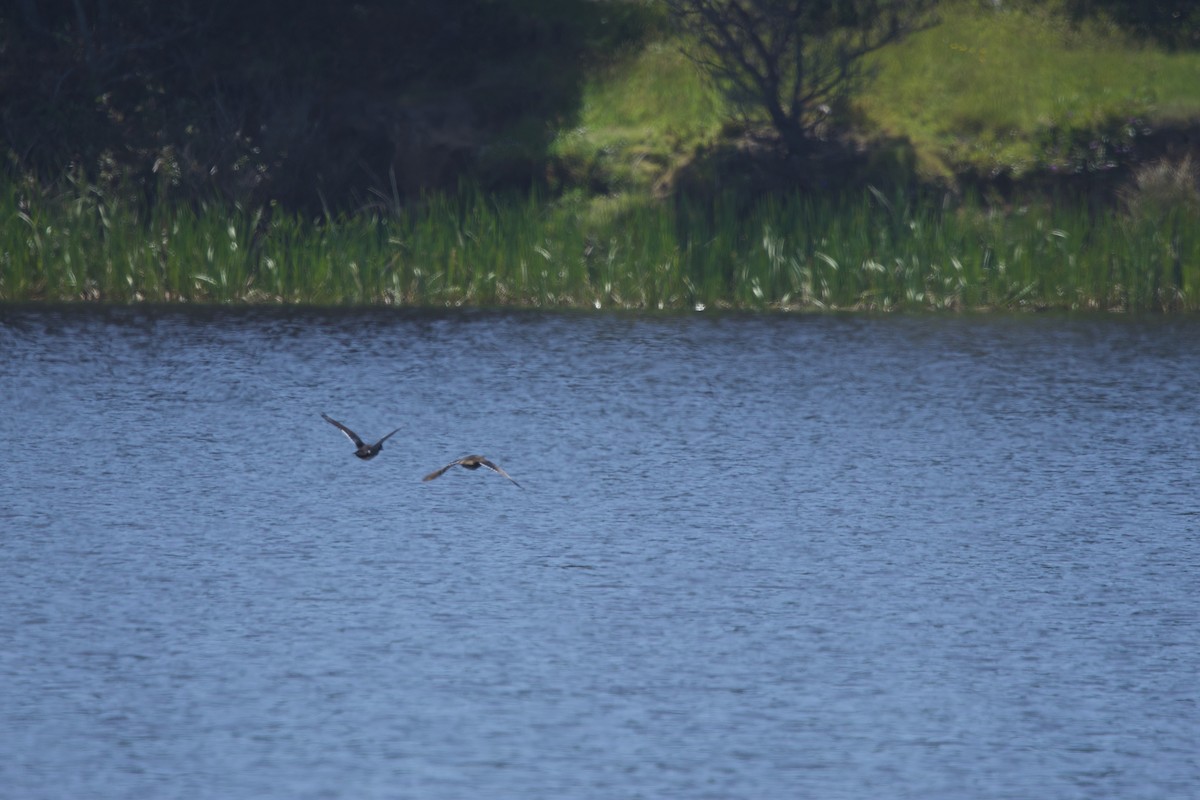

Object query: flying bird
[422,455,521,487]
[322,413,400,460]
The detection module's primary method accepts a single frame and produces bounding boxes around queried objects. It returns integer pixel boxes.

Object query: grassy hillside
[558,0,1200,196]
[5,1,1200,312]
[547,41,726,196]
[861,2,1200,182]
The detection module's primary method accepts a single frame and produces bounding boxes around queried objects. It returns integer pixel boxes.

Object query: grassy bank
[545,1,1200,198]
[5,2,1200,313]
[4,177,1197,312]
[860,2,1200,183]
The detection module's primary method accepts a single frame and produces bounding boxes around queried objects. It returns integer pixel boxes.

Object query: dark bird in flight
[322,413,400,460]
[423,455,521,487]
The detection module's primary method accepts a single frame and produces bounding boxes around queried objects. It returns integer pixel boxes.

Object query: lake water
[1,306,1197,799]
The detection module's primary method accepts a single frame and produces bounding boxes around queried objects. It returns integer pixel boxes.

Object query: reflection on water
[2,306,1198,799]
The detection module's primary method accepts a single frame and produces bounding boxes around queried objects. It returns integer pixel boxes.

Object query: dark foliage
[2,0,660,212]
[1063,1,1200,50]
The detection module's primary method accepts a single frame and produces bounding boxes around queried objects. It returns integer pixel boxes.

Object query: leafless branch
[667,0,936,157]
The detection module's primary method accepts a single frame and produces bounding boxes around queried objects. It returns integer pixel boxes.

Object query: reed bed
[3,179,1197,312]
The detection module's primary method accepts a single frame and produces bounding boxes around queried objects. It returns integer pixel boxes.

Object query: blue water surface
[1,307,1197,799]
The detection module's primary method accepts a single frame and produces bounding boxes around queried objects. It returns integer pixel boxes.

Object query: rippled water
[2,306,1197,799]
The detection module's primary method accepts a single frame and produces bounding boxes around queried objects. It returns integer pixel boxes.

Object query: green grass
[543,1,1200,196]
[861,2,1200,180]
[5,176,1197,312]
[6,2,1200,313]
[548,40,728,193]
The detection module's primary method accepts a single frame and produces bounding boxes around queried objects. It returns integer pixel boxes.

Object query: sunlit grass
[581,41,723,138]
[4,176,1197,312]
[549,41,726,193]
[861,1,1200,178]
[545,1,1200,193]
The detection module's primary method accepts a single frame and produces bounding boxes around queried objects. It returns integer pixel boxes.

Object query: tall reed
[2,177,1197,312]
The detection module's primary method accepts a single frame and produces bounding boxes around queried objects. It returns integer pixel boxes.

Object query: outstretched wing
[374,427,401,447]
[322,413,366,448]
[422,461,459,482]
[479,458,522,488]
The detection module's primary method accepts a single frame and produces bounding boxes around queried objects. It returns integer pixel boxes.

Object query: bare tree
[666,0,937,157]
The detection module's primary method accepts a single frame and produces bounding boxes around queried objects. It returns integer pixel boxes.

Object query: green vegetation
[547,42,726,195]
[860,2,1200,181]
[4,0,1200,312]
[5,175,1197,311]
[556,1,1200,190]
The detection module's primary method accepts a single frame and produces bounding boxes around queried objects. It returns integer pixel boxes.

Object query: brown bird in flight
[423,455,521,487]
[322,413,400,460]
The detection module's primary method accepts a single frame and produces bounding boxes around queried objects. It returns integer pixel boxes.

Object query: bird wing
[322,413,366,448]
[375,427,401,447]
[422,462,459,482]
[479,458,521,487]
